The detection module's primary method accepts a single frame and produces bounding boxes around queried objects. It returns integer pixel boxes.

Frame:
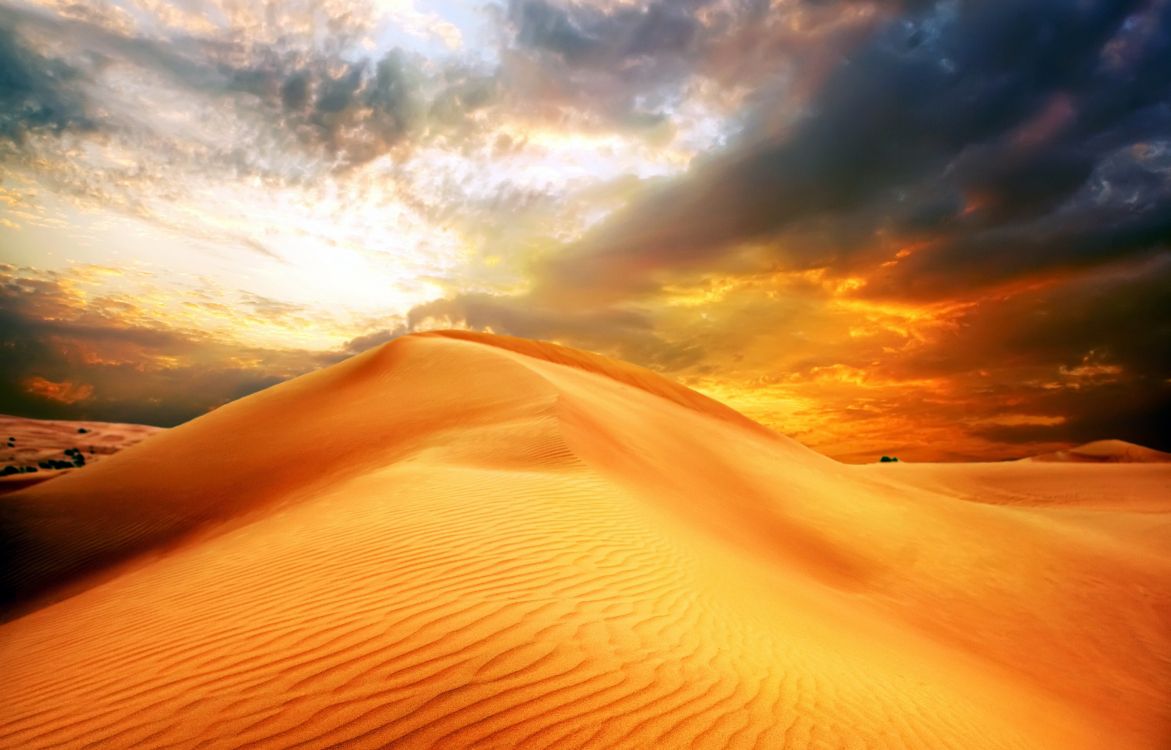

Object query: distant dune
[0,414,162,494]
[1025,438,1171,464]
[1,332,1168,749]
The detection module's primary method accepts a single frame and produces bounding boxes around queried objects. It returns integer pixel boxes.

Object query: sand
[1026,439,1171,464]
[0,414,162,495]
[1,331,1168,749]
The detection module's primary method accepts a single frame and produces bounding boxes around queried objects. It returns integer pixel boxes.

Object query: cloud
[22,376,94,405]
[508,0,703,66]
[0,266,336,425]
[0,2,497,177]
[406,292,704,370]
[0,24,96,144]
[397,0,1167,459]
[534,0,1166,298]
[388,226,1171,459]
[970,384,1171,453]
[492,0,886,141]
[500,0,706,129]
[873,145,1171,297]
[2,0,1168,461]
[888,255,1171,384]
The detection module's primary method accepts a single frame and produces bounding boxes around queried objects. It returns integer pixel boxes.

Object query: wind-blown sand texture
[0,414,162,495]
[1,331,1168,749]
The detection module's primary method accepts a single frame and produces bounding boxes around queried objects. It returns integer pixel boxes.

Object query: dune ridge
[1026,438,1171,463]
[1,333,1169,749]
[420,330,778,439]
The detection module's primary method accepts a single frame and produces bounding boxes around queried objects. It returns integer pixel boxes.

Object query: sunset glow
[1,0,1168,459]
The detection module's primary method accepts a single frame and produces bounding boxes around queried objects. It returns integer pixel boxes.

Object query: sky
[0,0,1168,462]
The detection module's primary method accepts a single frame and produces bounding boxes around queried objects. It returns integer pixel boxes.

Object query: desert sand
[0,414,162,495]
[1,331,1168,749]
[1026,439,1171,464]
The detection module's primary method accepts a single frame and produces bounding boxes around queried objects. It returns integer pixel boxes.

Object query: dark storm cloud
[0,0,865,173]
[0,272,332,426]
[915,258,1171,449]
[879,186,1171,298]
[3,0,1168,458]
[435,0,1171,460]
[251,50,499,166]
[973,391,1171,453]
[503,0,913,88]
[538,0,1168,296]
[0,24,95,144]
[1048,390,1171,451]
[495,0,874,136]
[509,0,705,65]
[225,48,431,165]
[872,254,1171,389]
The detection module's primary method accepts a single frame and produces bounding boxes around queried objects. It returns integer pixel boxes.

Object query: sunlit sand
[1,332,1168,749]
[0,414,161,495]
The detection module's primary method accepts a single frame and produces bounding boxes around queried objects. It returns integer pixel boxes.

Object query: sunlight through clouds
[2,0,1169,458]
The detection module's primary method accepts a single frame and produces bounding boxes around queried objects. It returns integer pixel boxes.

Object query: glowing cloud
[1,0,1168,460]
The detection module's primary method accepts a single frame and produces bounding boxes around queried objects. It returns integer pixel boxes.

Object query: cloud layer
[1,0,1168,460]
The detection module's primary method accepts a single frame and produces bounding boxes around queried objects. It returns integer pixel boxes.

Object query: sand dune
[0,414,162,495]
[1026,438,1171,464]
[1,332,1168,749]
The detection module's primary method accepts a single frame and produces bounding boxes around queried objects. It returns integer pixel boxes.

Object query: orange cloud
[24,376,94,404]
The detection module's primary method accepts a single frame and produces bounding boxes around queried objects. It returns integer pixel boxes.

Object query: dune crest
[2,333,1169,749]
[419,330,778,439]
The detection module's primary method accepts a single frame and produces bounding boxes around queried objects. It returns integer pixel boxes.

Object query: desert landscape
[0,415,162,495]
[3,2,1170,747]
[1,331,1168,749]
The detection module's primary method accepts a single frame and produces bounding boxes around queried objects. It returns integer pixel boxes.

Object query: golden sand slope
[0,414,161,494]
[1,332,1168,749]
[1026,439,1171,464]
